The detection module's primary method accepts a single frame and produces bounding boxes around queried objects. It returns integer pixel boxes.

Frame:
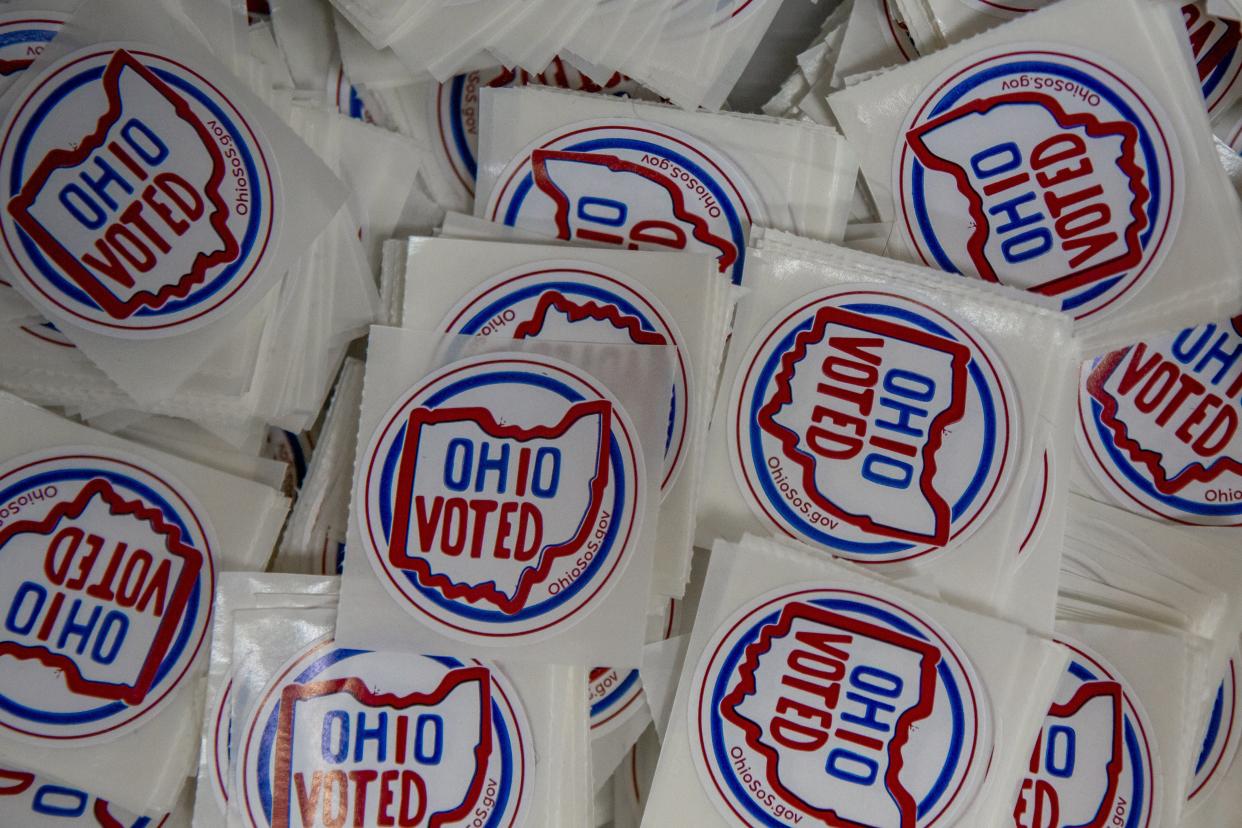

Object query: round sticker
[433,61,645,198]
[0,13,66,80]
[729,285,1017,563]
[1184,2,1242,116]
[1188,648,1241,804]
[0,43,276,337]
[357,352,645,642]
[895,43,1183,320]
[485,118,766,285]
[1077,317,1242,525]
[238,637,532,828]
[0,446,215,743]
[1014,639,1159,828]
[438,262,692,494]
[691,585,992,828]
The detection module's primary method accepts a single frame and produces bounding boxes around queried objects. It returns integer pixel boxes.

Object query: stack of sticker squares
[1,0,1242,827]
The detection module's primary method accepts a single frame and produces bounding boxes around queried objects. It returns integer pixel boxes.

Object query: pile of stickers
[2,0,1242,826]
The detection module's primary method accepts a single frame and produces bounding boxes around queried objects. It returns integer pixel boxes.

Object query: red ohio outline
[1086,328,1242,495]
[530,148,739,274]
[7,48,239,319]
[0,477,203,706]
[270,668,493,828]
[756,304,970,546]
[1017,681,1124,828]
[387,400,612,614]
[719,601,942,828]
[905,91,1150,297]
[512,290,668,345]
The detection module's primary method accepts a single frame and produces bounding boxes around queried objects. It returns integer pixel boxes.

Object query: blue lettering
[531,446,561,498]
[875,396,928,439]
[474,442,510,494]
[58,184,107,230]
[1170,323,1216,366]
[840,690,898,734]
[321,710,349,763]
[4,581,45,635]
[1045,725,1076,778]
[971,142,1023,179]
[79,156,132,211]
[443,438,472,492]
[825,749,879,786]
[120,119,169,167]
[883,369,936,403]
[56,599,100,656]
[31,785,87,817]
[990,190,1045,235]
[90,610,128,665]
[850,666,903,699]
[1193,330,1242,386]
[354,710,388,762]
[1002,228,1055,264]
[577,196,627,227]
[861,455,913,489]
[414,713,444,764]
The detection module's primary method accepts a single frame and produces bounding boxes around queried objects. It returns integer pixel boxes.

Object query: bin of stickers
[222,597,592,827]
[827,0,1242,354]
[334,326,673,669]
[194,572,341,827]
[474,86,859,286]
[697,228,1075,629]
[0,392,288,815]
[644,533,1068,827]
